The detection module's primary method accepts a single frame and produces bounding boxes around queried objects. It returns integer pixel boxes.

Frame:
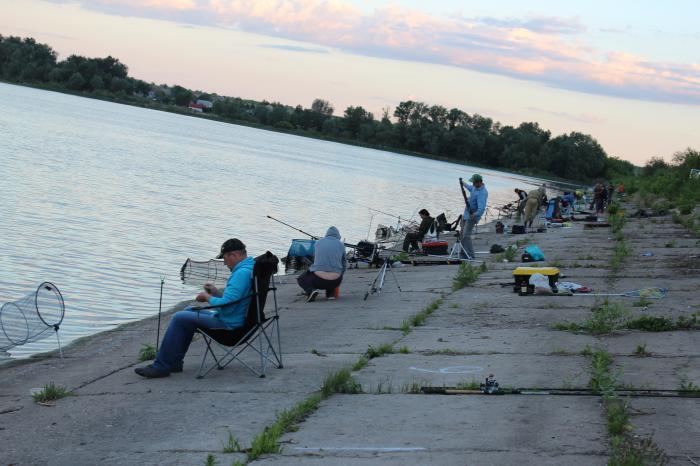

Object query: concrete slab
[354,354,589,390]
[271,395,607,462]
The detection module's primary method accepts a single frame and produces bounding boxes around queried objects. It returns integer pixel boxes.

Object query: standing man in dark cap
[135,238,254,378]
[459,174,488,259]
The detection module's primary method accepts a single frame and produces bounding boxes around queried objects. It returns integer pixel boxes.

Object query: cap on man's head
[469,174,483,183]
[217,238,246,258]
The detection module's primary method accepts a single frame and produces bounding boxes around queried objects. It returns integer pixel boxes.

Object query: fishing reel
[480,374,500,394]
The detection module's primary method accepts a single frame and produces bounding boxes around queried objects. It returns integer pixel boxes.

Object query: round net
[0,282,65,351]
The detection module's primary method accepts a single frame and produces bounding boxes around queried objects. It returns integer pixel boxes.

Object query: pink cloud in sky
[47,0,700,105]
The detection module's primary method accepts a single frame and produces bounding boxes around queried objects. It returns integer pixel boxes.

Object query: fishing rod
[266,215,483,263]
[266,215,319,240]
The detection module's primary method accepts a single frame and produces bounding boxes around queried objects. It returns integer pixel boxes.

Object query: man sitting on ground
[402,209,435,252]
[135,238,254,378]
[297,226,346,302]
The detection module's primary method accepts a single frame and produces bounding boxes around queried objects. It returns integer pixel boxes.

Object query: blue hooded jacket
[310,227,346,274]
[208,256,254,328]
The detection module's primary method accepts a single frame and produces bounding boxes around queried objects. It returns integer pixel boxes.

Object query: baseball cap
[469,174,483,183]
[216,238,246,258]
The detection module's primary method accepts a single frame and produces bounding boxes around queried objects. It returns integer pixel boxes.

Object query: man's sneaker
[134,365,170,378]
[307,290,320,302]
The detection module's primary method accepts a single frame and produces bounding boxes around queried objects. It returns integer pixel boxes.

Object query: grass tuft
[32,382,70,403]
[453,262,483,290]
[138,343,156,362]
[633,344,651,357]
[321,368,362,397]
[222,431,243,453]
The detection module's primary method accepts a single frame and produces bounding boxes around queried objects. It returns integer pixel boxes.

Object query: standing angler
[459,174,488,259]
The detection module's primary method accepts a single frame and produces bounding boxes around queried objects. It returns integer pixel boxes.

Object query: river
[0,82,552,357]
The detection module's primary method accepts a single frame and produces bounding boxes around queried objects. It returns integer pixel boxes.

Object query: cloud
[46,0,700,105]
[527,106,605,124]
[258,44,329,54]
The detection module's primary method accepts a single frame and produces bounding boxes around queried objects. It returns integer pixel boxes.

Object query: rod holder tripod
[363,257,402,301]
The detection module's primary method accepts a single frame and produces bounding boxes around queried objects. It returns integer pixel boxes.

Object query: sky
[2,0,699,165]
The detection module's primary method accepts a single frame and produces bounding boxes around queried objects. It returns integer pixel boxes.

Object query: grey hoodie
[309,226,347,274]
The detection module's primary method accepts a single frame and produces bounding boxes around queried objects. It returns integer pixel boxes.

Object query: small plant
[352,355,369,371]
[449,303,459,309]
[580,345,594,357]
[321,368,361,396]
[589,349,615,394]
[222,431,243,453]
[397,346,411,354]
[625,316,674,332]
[139,343,156,362]
[424,348,464,356]
[555,300,631,335]
[455,379,480,390]
[607,203,620,215]
[366,343,395,359]
[310,348,327,357]
[248,394,323,460]
[633,344,651,357]
[453,262,482,290]
[605,398,630,435]
[390,251,409,261]
[502,246,516,262]
[665,239,676,248]
[399,320,411,334]
[400,381,422,394]
[679,376,700,394]
[609,434,668,466]
[676,312,699,329]
[32,382,70,403]
[204,454,217,466]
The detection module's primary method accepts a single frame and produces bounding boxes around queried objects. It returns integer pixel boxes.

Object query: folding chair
[194,251,283,379]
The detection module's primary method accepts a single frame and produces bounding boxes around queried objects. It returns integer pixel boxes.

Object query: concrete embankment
[1,203,699,465]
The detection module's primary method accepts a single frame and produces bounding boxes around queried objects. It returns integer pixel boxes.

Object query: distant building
[188,102,204,113]
[196,99,213,109]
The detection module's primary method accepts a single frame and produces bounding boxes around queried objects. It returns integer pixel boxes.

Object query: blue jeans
[460,217,476,259]
[153,307,229,372]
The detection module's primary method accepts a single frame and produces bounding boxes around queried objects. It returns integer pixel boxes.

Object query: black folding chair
[193,251,283,379]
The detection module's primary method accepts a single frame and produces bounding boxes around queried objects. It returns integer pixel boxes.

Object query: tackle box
[512,266,560,293]
[422,241,448,255]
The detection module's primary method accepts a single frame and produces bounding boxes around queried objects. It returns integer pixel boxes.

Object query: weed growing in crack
[321,368,362,396]
[222,431,243,453]
[138,343,156,362]
[32,382,70,403]
[453,262,484,290]
[633,344,651,357]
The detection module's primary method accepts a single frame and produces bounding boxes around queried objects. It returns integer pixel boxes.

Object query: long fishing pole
[266,215,483,262]
[156,276,164,351]
[266,215,319,240]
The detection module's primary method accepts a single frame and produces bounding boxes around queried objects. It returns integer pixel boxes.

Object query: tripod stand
[364,257,402,300]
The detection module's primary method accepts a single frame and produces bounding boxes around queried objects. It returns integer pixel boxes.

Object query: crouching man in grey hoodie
[297,226,347,302]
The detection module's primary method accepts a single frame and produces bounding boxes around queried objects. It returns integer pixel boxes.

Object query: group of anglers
[136,172,621,379]
[135,172,491,378]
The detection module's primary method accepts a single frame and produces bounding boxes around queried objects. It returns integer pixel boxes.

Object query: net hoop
[35,282,65,328]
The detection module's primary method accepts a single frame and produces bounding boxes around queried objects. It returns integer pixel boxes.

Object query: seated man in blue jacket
[297,226,346,302]
[135,238,254,378]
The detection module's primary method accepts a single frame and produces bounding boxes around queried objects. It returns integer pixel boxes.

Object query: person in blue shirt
[459,174,488,259]
[135,238,254,378]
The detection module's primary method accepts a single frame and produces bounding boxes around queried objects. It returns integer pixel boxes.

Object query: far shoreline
[1,80,581,187]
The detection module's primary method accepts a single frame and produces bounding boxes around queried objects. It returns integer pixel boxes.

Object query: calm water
[0,83,549,357]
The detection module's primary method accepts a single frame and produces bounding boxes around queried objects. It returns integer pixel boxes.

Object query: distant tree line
[1,35,636,181]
